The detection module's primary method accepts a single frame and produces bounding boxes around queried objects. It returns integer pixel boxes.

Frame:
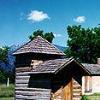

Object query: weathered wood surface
[16,73,51,100]
[15,88,51,100]
[51,81,72,100]
[16,83,28,87]
[16,67,31,72]
[72,78,82,100]
[16,72,33,75]
[16,75,30,79]
[16,87,51,91]
[15,74,30,88]
[16,80,29,84]
[51,87,63,100]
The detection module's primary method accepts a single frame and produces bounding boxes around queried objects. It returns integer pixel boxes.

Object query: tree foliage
[0,46,9,63]
[0,69,6,83]
[65,25,100,63]
[0,46,15,83]
[29,29,55,43]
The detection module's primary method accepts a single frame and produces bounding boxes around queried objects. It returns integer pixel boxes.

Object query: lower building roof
[31,58,74,74]
[82,63,100,75]
[16,58,100,75]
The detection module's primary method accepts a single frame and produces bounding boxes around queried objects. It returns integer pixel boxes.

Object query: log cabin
[13,36,100,100]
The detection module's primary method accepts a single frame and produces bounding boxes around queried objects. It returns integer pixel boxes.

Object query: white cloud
[74,16,86,23]
[27,10,50,22]
[54,33,62,37]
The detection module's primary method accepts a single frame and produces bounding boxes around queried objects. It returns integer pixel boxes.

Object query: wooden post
[97,58,100,65]
[7,77,9,87]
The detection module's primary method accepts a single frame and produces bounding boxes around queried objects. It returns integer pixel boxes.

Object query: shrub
[82,95,87,100]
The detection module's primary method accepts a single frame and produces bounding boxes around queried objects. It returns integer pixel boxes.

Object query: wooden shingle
[82,63,100,75]
[31,58,74,74]
[13,36,65,55]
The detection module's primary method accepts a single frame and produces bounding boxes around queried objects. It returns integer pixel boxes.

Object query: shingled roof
[31,58,74,74]
[16,58,100,75]
[16,58,75,75]
[13,36,65,55]
[82,63,100,75]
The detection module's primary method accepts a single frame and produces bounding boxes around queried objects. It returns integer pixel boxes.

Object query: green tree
[0,69,6,83]
[0,46,9,63]
[65,25,100,63]
[0,46,11,85]
[44,32,54,43]
[29,29,55,43]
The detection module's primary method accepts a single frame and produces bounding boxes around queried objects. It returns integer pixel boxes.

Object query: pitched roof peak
[13,36,65,56]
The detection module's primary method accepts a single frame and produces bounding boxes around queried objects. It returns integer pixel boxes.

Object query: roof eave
[13,51,65,56]
[54,58,74,74]
[74,60,91,75]
[54,58,92,75]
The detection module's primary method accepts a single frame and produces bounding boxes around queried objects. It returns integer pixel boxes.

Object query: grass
[0,97,14,100]
[82,93,100,100]
[0,84,14,100]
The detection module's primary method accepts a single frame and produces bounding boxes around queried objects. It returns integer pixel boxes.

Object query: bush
[82,95,87,100]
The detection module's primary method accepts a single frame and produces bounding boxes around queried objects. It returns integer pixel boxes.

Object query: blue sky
[0,0,100,47]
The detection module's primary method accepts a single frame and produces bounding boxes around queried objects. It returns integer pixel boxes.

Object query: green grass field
[82,93,100,100]
[0,97,14,100]
[0,84,14,100]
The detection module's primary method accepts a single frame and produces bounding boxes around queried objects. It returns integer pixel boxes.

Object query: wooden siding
[63,81,72,100]
[15,72,51,100]
[51,81,72,100]
[15,88,51,100]
[51,87,63,100]
[15,72,83,100]
[72,78,82,100]
[15,73,30,89]
[51,78,82,100]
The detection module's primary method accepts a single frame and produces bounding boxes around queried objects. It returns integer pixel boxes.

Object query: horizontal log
[16,72,30,76]
[15,87,51,92]
[16,91,50,96]
[73,88,81,91]
[16,83,28,87]
[73,93,82,96]
[16,68,31,73]
[16,75,30,78]
[73,97,82,100]
[16,94,50,100]
[73,96,82,98]
[73,91,81,93]
[73,86,81,89]
[16,87,50,90]
[16,99,24,100]
[16,80,29,84]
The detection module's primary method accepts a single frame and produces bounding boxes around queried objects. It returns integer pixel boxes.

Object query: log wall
[15,72,51,100]
[72,78,82,100]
